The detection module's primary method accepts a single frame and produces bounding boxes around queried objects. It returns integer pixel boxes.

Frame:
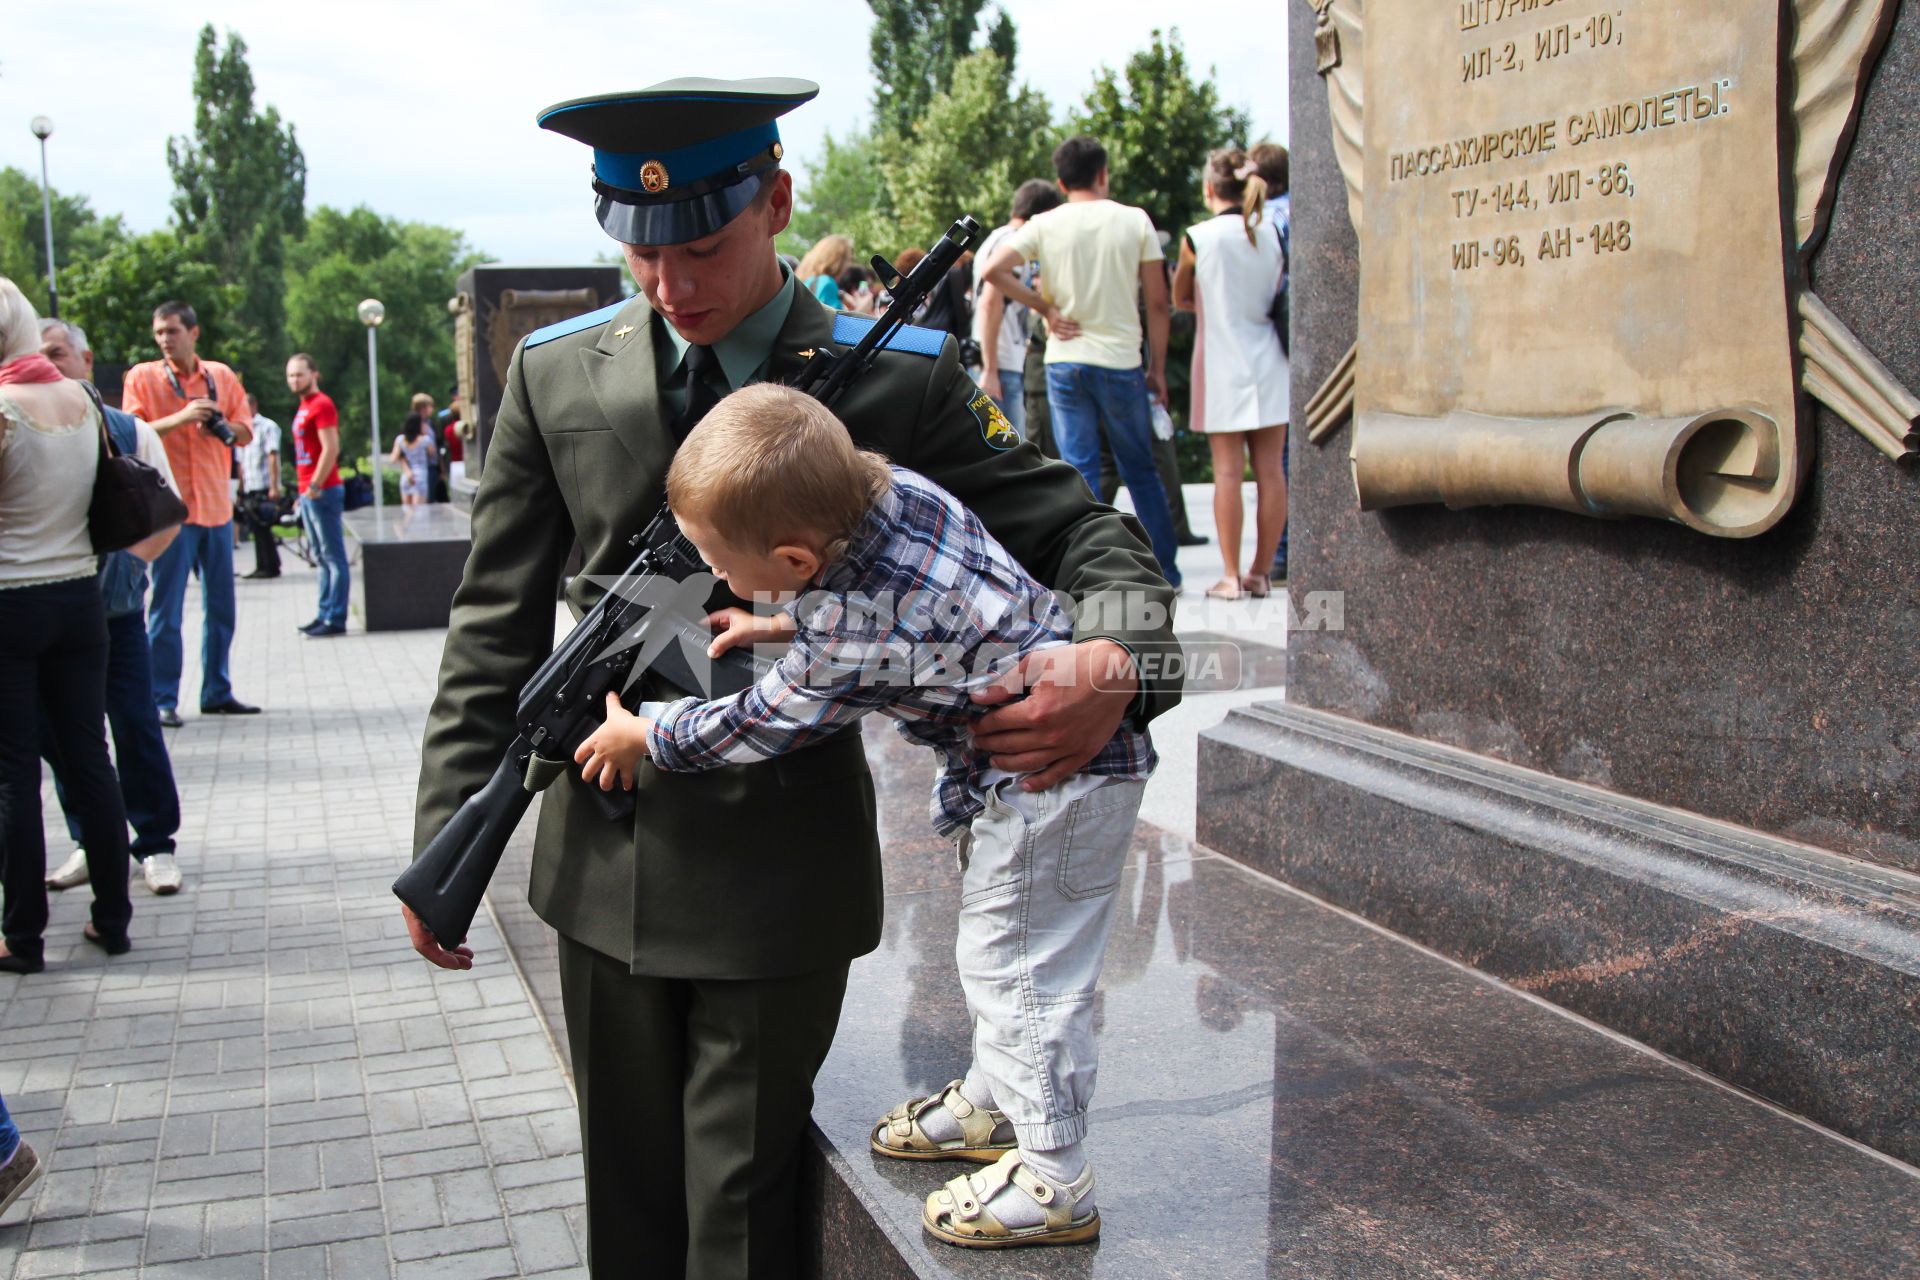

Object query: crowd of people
[0,278,477,1209]
[0,285,467,958]
[0,106,1290,1255]
[798,135,1293,598]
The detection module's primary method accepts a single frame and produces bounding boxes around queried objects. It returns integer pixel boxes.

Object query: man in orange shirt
[120,301,261,725]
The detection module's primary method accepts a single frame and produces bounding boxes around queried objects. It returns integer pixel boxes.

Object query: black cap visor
[596,171,769,247]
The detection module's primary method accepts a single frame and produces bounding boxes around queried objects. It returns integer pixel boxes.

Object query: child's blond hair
[667,383,892,560]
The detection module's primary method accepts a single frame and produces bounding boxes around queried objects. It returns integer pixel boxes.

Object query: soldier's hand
[401,902,475,970]
[704,607,796,658]
[969,640,1139,791]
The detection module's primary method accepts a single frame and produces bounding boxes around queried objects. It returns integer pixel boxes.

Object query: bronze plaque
[1354,0,1805,536]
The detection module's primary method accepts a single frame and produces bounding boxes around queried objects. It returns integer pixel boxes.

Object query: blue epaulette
[525,300,628,349]
[830,313,947,358]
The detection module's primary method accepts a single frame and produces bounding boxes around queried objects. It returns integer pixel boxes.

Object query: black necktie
[677,344,721,439]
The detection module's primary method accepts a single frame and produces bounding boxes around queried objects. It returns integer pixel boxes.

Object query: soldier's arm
[897,344,1182,728]
[412,343,576,857]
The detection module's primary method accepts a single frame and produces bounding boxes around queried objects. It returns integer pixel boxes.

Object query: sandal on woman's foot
[1239,574,1271,598]
[872,1081,1015,1163]
[0,943,43,975]
[1203,579,1242,601]
[83,925,130,957]
[923,1151,1100,1248]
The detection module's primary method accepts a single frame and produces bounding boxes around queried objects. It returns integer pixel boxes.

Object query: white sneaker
[46,849,89,890]
[142,853,183,895]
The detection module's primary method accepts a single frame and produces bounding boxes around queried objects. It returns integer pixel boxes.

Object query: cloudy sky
[2,1,1289,264]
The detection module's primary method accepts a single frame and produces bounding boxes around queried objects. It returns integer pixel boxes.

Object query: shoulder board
[525,300,627,350]
[831,313,947,358]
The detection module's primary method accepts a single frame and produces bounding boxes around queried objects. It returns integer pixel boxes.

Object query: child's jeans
[952,771,1148,1151]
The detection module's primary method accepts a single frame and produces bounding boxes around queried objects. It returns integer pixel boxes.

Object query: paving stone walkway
[0,559,586,1279]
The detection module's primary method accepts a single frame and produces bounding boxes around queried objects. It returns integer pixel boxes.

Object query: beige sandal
[870,1081,1015,1163]
[923,1151,1100,1248]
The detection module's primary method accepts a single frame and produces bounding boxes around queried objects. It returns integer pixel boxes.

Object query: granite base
[1197,701,1920,1167]
[343,504,472,631]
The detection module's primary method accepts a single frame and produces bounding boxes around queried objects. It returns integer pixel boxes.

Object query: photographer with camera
[121,301,261,725]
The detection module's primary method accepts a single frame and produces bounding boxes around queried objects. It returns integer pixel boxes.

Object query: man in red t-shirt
[285,354,350,637]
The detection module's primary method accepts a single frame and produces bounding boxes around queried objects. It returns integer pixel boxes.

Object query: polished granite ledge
[482,713,1920,1276]
[798,725,1920,1278]
[1196,701,1920,1171]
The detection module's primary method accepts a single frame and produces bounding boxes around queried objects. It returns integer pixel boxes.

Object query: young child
[575,382,1156,1248]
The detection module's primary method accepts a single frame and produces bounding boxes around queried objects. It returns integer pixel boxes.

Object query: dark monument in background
[1202,0,1919,1165]
[449,265,624,504]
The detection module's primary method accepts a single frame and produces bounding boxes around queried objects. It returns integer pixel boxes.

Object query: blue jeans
[1043,363,1183,587]
[0,1090,17,1165]
[302,485,350,628]
[1274,434,1289,572]
[45,610,179,860]
[148,521,237,712]
[993,369,1026,436]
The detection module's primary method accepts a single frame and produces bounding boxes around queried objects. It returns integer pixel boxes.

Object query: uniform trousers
[557,935,848,1279]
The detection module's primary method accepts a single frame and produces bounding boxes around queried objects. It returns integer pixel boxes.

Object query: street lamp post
[30,116,57,318]
[358,299,387,522]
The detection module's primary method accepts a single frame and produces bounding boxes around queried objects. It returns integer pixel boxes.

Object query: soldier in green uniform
[404,77,1181,1278]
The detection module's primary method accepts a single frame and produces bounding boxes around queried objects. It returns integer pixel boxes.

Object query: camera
[202,410,237,446]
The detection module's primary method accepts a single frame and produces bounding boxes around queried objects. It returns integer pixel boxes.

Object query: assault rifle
[393,215,984,949]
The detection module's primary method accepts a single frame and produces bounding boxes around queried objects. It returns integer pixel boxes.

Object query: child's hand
[574,691,652,791]
[705,607,798,658]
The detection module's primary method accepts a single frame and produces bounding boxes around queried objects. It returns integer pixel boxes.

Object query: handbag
[82,382,188,554]
[1269,218,1291,355]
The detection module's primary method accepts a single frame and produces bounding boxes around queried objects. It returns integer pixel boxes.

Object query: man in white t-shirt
[238,393,282,579]
[982,136,1182,587]
[972,179,1063,437]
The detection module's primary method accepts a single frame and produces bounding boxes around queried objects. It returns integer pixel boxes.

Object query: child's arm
[648,618,903,773]
[573,691,654,791]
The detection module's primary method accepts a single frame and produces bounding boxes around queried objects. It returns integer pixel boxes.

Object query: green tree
[868,0,1016,141]
[63,230,240,371]
[780,126,901,262]
[0,168,127,315]
[888,50,1056,251]
[281,206,488,471]
[1071,28,1250,240]
[166,24,306,385]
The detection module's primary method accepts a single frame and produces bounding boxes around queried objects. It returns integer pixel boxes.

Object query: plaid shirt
[649,467,1155,835]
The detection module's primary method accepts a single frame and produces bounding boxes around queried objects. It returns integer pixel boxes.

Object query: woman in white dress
[1173,148,1289,599]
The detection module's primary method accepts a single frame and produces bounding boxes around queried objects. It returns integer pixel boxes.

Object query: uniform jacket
[413,284,1182,979]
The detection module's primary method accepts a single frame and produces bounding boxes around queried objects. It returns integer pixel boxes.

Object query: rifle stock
[393,743,536,947]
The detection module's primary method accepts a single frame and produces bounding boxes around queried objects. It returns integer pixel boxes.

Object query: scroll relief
[1304,0,1914,538]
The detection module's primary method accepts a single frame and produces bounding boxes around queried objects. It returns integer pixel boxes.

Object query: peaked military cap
[538,77,818,247]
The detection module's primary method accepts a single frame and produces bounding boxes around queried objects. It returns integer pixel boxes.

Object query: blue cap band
[593,121,780,197]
